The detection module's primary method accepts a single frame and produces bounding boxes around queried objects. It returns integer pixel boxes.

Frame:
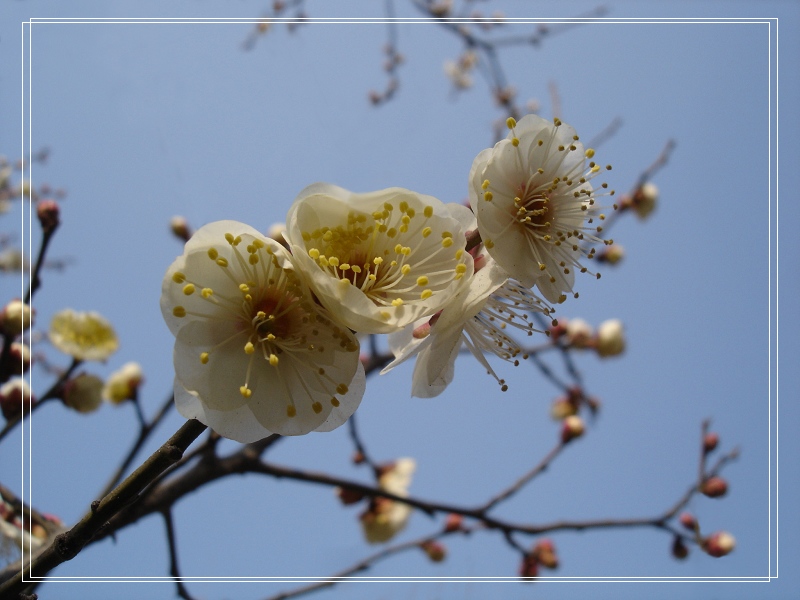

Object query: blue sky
[1,1,797,599]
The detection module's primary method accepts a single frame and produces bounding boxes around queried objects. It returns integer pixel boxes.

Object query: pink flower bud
[704,531,735,557]
[36,199,60,234]
[701,476,728,498]
[678,512,697,531]
[703,432,719,453]
[532,538,559,569]
[443,513,463,533]
[420,540,447,562]
[561,415,585,443]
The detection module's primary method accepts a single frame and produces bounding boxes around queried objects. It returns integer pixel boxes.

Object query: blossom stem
[0,419,207,597]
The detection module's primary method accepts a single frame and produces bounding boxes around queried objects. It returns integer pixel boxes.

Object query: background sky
[1,1,797,599]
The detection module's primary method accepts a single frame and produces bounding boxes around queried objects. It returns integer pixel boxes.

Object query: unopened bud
[704,531,735,557]
[443,513,463,532]
[30,523,48,540]
[633,182,658,220]
[0,378,33,420]
[561,415,585,443]
[703,432,720,453]
[420,540,447,562]
[532,538,558,569]
[36,199,60,234]
[595,319,625,358]
[550,397,577,420]
[566,318,594,349]
[336,486,365,506]
[9,342,32,374]
[170,216,191,242]
[519,553,538,580]
[266,222,288,248]
[671,535,689,560]
[352,450,365,465]
[701,476,728,498]
[102,362,144,404]
[1,300,34,336]
[548,320,567,340]
[62,373,104,413]
[597,244,625,265]
[678,512,698,531]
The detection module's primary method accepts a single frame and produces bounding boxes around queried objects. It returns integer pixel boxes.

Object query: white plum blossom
[469,114,614,303]
[285,184,474,334]
[384,257,553,397]
[161,220,365,442]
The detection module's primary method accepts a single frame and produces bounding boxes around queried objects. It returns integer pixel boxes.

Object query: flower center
[302,202,467,308]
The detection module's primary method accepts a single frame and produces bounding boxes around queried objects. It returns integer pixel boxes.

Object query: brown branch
[0,419,207,596]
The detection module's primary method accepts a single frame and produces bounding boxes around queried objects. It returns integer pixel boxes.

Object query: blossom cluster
[160,114,616,443]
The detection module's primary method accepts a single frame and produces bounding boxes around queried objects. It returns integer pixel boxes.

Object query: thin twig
[161,509,197,600]
[99,392,176,498]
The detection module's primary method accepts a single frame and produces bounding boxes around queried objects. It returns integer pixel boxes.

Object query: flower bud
[170,216,191,242]
[704,531,735,557]
[443,513,463,532]
[671,535,689,560]
[519,553,538,580]
[9,342,32,374]
[266,222,289,248]
[0,378,33,420]
[550,397,577,420]
[420,540,447,562]
[678,512,698,531]
[701,476,728,498]
[595,319,625,358]
[561,415,585,443]
[633,182,658,220]
[703,432,719,453]
[62,373,104,413]
[1,300,34,336]
[597,244,625,265]
[532,538,559,569]
[336,486,365,506]
[36,199,60,234]
[565,318,594,349]
[102,362,144,404]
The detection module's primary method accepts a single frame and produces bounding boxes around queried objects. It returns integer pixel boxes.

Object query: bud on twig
[336,487,365,506]
[420,540,447,562]
[700,476,728,498]
[0,300,34,336]
[170,216,191,242]
[671,535,689,560]
[36,199,60,234]
[0,379,34,420]
[443,513,463,533]
[703,432,720,453]
[532,538,558,569]
[703,531,735,557]
[678,512,698,531]
[561,415,585,443]
[519,553,538,580]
